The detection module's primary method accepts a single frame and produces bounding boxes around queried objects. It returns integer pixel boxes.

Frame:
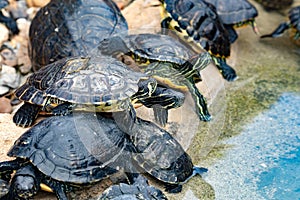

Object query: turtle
[130,117,208,193]
[98,33,212,122]
[13,55,185,128]
[98,175,168,200]
[160,0,237,81]
[1,112,207,199]
[0,0,19,35]
[260,6,300,43]
[0,113,140,200]
[29,0,128,71]
[254,0,294,11]
[204,0,259,43]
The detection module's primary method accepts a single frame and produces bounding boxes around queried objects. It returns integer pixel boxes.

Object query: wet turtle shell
[160,0,238,81]
[130,118,208,193]
[160,0,231,58]
[255,0,294,11]
[1,113,137,199]
[29,0,128,71]
[98,175,167,200]
[205,0,258,43]
[13,55,154,127]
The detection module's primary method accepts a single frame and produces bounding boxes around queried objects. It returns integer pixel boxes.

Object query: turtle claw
[152,105,168,127]
[13,103,41,127]
[260,22,290,38]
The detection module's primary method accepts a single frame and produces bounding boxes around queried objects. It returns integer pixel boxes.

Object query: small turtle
[130,117,208,193]
[255,0,294,11]
[98,175,168,200]
[0,113,139,200]
[204,0,259,43]
[0,0,19,35]
[160,0,237,81]
[13,56,184,128]
[29,0,128,71]
[261,6,300,43]
[99,33,212,122]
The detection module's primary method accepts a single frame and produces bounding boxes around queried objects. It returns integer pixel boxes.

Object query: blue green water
[204,93,300,200]
[257,139,300,200]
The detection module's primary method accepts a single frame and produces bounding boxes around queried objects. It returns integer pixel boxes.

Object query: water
[203,93,300,200]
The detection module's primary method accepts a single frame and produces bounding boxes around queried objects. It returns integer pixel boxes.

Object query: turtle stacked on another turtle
[159,0,238,81]
[0,112,207,199]
[204,0,259,43]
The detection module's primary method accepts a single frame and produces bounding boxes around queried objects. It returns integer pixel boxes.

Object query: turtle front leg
[213,57,237,81]
[186,80,211,122]
[260,22,290,38]
[137,86,185,127]
[13,103,42,127]
[160,17,173,35]
[0,158,29,179]
[42,176,69,200]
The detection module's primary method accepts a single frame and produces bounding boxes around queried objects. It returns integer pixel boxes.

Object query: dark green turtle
[98,175,168,200]
[29,0,128,71]
[0,113,139,200]
[99,33,212,122]
[13,56,184,128]
[0,0,19,35]
[0,112,207,199]
[130,117,208,193]
[204,0,259,43]
[160,0,237,81]
[261,6,300,43]
[255,0,294,11]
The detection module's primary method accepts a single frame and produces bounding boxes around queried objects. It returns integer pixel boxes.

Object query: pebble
[0,97,12,113]
[26,0,50,8]
[0,24,9,46]
[0,64,20,95]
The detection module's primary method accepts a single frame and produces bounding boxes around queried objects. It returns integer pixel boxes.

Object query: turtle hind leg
[164,183,182,193]
[13,103,42,127]
[0,158,29,182]
[214,57,237,81]
[260,22,290,38]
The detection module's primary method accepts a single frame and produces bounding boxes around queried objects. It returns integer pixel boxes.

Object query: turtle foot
[13,103,41,127]
[164,183,182,193]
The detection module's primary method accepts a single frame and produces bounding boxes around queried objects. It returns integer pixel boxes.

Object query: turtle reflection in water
[0,112,207,199]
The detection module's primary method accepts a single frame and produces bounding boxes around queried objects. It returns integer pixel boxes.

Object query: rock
[0,45,18,67]
[26,0,50,8]
[0,64,20,95]
[0,24,9,46]
[0,97,12,113]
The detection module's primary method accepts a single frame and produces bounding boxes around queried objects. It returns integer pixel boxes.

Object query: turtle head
[189,51,212,71]
[11,166,40,199]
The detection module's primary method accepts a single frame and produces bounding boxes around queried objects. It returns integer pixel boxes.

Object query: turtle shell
[122,33,197,65]
[14,56,149,108]
[162,0,231,57]
[255,0,293,10]
[206,0,258,25]
[131,118,195,184]
[29,0,128,71]
[7,113,135,184]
